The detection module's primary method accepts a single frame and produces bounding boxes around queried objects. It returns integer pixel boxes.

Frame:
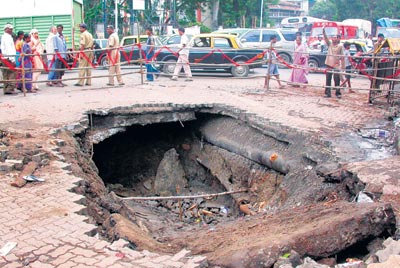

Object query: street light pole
[103,0,107,36]
[260,0,264,28]
[115,0,118,33]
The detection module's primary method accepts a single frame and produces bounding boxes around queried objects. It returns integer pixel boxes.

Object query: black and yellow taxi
[156,33,265,77]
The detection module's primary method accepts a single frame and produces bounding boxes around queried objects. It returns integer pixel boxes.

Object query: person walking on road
[340,42,354,93]
[1,23,17,95]
[144,27,159,82]
[323,25,345,98]
[288,35,308,87]
[264,35,284,89]
[74,23,94,86]
[171,27,192,81]
[106,25,124,86]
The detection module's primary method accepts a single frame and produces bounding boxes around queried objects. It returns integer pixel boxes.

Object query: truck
[309,21,359,45]
[0,0,83,49]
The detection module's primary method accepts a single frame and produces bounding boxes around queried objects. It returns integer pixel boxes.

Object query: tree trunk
[211,0,220,31]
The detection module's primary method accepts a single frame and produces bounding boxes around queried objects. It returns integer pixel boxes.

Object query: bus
[280,16,326,37]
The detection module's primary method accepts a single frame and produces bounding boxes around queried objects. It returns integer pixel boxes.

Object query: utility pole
[103,0,107,36]
[115,0,118,33]
[260,0,264,28]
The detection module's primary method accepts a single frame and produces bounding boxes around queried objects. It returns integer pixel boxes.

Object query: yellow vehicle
[156,33,265,77]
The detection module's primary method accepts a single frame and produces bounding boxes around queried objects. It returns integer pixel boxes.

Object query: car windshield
[281,31,297,41]
[235,37,245,48]
[311,27,337,37]
[213,29,250,38]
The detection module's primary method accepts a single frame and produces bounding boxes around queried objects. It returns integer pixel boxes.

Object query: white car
[239,28,298,63]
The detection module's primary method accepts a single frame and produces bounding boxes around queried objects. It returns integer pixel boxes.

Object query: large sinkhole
[92,114,288,225]
[85,111,396,268]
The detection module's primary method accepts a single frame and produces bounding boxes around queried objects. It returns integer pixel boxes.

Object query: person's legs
[181,54,192,78]
[3,69,16,94]
[334,71,341,96]
[172,57,183,80]
[115,61,123,84]
[108,65,116,84]
[32,71,41,89]
[47,59,56,82]
[77,58,86,85]
[146,63,154,81]
[85,54,93,85]
[325,70,333,97]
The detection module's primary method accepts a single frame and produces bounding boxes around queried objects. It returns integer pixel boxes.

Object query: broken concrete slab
[367,255,400,268]
[154,148,188,196]
[170,202,395,268]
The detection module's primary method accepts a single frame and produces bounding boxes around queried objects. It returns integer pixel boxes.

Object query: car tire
[277,52,292,68]
[162,59,177,75]
[308,58,319,73]
[231,61,249,77]
[100,57,108,68]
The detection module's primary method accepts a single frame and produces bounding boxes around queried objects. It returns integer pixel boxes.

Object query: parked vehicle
[309,21,359,45]
[212,28,251,37]
[93,39,108,67]
[342,19,372,39]
[161,34,193,47]
[156,33,265,77]
[281,16,326,37]
[307,40,368,72]
[238,28,298,63]
[118,35,162,65]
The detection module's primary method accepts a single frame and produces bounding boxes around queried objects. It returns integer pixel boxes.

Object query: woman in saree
[30,29,44,90]
[20,33,35,93]
[289,36,308,87]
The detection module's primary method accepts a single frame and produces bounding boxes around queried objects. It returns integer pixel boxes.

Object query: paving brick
[94,256,119,267]
[57,260,78,268]
[30,261,55,268]
[48,245,73,258]
[33,244,55,255]
[50,252,74,266]
[3,262,23,268]
[73,255,98,265]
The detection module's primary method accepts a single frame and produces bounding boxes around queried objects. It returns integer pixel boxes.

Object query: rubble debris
[0,242,17,257]
[154,148,188,196]
[10,161,38,188]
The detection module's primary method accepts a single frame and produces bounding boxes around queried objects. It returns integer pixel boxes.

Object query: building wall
[0,0,81,18]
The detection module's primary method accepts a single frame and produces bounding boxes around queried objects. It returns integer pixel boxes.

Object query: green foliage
[310,0,400,26]
[309,0,337,21]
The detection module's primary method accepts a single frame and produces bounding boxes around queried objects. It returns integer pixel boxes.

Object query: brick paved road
[0,68,397,267]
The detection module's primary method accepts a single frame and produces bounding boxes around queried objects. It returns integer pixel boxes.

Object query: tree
[309,0,337,21]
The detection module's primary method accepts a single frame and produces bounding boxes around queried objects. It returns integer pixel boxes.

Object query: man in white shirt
[1,23,17,94]
[45,26,57,85]
[171,27,193,81]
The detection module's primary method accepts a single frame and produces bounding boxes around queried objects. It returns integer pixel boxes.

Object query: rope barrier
[1,44,399,104]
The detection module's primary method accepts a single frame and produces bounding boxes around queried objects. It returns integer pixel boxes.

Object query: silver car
[239,28,298,63]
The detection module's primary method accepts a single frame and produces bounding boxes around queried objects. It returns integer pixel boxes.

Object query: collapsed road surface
[0,71,400,268]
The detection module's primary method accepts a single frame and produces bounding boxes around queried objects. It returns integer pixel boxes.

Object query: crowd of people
[0,23,69,94]
[0,22,388,98]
